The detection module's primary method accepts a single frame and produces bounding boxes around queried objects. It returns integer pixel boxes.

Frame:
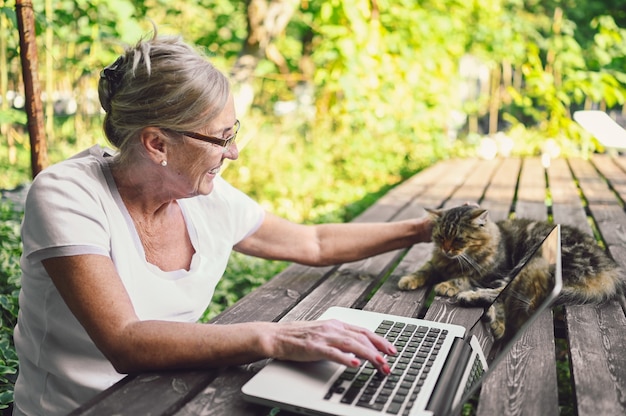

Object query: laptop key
[341,387,361,404]
[357,401,384,411]
[386,401,402,414]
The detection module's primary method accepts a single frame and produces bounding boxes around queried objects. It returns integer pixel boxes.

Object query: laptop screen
[452,224,563,413]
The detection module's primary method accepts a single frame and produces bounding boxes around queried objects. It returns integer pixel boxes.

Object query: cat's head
[426,205,492,258]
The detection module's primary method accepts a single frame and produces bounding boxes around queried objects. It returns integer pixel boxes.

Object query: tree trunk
[44,0,54,142]
[230,0,299,116]
[16,0,48,177]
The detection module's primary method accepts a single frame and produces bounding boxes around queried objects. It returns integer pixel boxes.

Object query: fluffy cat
[398,205,625,340]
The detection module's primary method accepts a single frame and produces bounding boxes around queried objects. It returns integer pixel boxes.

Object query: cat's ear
[470,209,489,226]
[425,208,443,218]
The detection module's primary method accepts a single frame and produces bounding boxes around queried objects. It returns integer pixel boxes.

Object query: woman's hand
[263,319,397,375]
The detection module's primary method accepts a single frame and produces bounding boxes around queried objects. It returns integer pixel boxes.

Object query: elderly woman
[12,31,432,415]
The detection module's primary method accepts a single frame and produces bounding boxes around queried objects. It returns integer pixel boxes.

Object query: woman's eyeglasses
[175,120,240,153]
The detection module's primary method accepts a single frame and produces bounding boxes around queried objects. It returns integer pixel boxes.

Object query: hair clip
[100,56,126,99]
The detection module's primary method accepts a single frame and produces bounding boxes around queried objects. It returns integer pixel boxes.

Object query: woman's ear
[140,127,167,165]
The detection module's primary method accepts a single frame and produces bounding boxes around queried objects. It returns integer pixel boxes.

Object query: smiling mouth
[208,165,221,175]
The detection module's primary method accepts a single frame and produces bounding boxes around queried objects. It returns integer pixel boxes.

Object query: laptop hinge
[426,337,472,415]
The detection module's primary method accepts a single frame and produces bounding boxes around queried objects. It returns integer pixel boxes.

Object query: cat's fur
[398,205,625,340]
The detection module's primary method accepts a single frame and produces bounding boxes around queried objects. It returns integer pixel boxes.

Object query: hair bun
[98,56,126,113]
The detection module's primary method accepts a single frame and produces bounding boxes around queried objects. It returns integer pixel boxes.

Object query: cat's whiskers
[457,252,487,276]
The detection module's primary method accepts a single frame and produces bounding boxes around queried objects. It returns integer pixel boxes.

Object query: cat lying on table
[398,205,625,341]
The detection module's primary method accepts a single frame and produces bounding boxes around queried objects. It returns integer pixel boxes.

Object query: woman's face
[168,95,239,197]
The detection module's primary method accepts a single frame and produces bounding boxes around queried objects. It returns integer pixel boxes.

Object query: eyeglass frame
[171,120,240,153]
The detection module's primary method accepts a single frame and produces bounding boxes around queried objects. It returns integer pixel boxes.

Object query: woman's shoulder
[28,145,113,205]
[35,145,111,183]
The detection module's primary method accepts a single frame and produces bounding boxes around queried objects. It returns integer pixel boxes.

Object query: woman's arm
[43,254,395,374]
[234,212,432,266]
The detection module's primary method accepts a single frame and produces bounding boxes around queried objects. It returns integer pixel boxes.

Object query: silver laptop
[242,225,563,416]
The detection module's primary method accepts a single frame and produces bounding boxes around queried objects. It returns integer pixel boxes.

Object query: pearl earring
[161,160,167,167]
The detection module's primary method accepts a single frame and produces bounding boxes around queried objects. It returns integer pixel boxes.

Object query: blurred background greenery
[0,0,625,411]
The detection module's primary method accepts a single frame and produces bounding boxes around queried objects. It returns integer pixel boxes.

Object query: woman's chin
[196,173,216,195]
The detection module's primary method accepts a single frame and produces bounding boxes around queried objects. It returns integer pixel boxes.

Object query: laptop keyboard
[324,320,448,415]
[463,354,484,395]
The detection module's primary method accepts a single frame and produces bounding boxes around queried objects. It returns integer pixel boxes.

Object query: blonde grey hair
[98,30,230,166]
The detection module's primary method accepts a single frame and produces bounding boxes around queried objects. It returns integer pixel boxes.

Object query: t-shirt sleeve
[195,177,265,245]
[218,177,265,243]
[21,165,111,262]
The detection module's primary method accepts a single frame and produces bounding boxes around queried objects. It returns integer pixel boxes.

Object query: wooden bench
[70,156,626,416]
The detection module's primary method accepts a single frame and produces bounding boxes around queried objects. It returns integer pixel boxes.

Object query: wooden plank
[592,154,626,203]
[567,158,626,416]
[174,366,275,416]
[211,264,335,325]
[609,154,626,171]
[363,242,433,317]
[445,158,502,207]
[547,157,591,415]
[69,371,218,416]
[515,157,548,220]
[481,158,522,222]
[565,302,626,416]
[354,161,450,223]
[477,156,559,416]
[415,158,481,208]
[569,157,617,204]
[548,158,590,231]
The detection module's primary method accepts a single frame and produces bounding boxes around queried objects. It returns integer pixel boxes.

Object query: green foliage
[556,337,575,416]
[201,252,289,322]
[0,201,22,410]
[221,113,436,224]
[308,0,469,154]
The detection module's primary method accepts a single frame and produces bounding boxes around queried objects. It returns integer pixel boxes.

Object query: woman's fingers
[271,319,396,374]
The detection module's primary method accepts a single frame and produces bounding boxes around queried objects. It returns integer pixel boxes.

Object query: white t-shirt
[12,145,265,416]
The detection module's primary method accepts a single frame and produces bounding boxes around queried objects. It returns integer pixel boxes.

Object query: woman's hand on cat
[416,216,434,243]
[262,319,396,375]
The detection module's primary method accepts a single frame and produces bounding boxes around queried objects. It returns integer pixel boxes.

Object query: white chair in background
[574,110,626,152]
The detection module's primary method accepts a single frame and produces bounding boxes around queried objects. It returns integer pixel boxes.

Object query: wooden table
[70,156,626,416]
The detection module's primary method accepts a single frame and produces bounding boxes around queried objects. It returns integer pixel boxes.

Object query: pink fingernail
[351,358,360,367]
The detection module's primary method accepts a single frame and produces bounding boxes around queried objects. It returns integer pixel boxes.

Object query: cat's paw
[486,305,505,340]
[456,290,481,305]
[457,288,500,307]
[434,281,460,297]
[398,273,427,290]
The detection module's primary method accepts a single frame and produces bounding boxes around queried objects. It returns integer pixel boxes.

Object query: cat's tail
[556,266,626,305]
